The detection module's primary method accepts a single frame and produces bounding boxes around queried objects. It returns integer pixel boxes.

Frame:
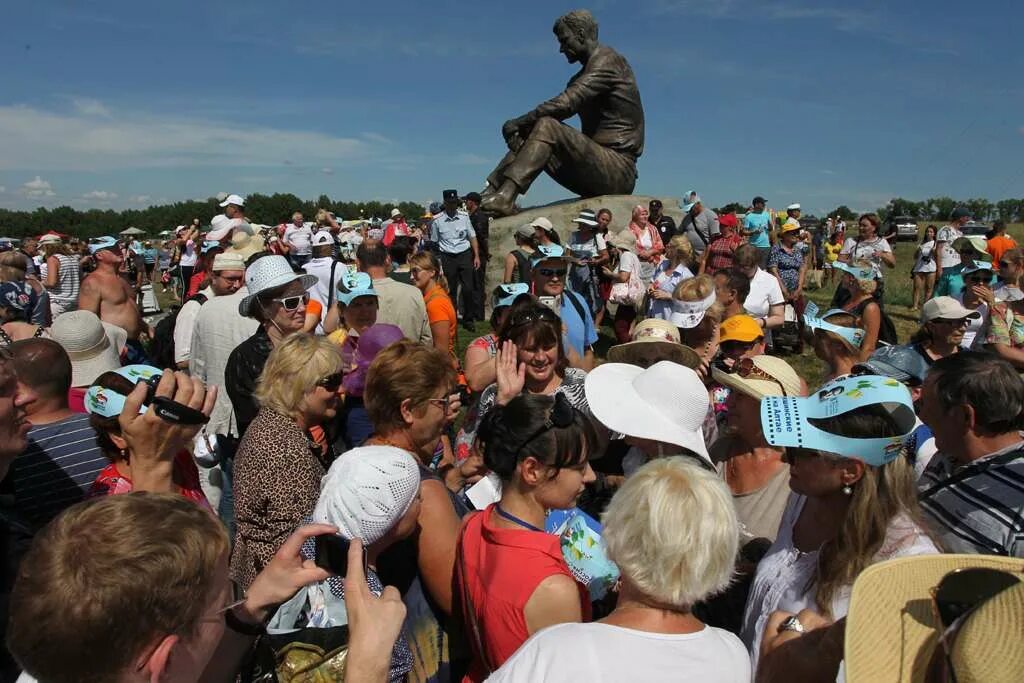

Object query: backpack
[149,293,208,369]
[512,249,533,284]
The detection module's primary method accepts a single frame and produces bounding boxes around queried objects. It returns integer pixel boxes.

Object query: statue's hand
[502,114,533,143]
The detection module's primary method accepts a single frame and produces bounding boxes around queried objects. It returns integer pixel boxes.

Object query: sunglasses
[515,393,576,454]
[317,372,343,392]
[537,267,567,278]
[506,308,559,330]
[999,260,1012,269]
[929,567,1022,682]
[932,317,970,327]
[719,357,788,394]
[270,291,310,311]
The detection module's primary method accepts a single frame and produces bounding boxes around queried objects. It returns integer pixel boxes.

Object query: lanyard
[495,504,543,532]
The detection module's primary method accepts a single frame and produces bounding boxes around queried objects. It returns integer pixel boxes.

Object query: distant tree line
[712,196,1024,225]
[0,193,427,239]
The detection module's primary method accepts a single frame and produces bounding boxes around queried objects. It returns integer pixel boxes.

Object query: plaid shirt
[705,232,743,274]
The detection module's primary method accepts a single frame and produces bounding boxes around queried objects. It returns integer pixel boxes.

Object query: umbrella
[119,227,146,236]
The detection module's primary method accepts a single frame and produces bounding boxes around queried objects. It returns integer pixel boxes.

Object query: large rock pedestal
[484,194,684,297]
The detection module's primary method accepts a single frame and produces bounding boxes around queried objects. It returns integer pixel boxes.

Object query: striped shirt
[11,415,108,528]
[918,442,1024,558]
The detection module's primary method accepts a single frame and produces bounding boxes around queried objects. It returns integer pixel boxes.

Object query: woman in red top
[84,367,210,510]
[455,392,597,681]
[700,212,744,275]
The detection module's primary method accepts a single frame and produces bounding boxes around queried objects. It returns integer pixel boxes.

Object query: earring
[842,484,853,496]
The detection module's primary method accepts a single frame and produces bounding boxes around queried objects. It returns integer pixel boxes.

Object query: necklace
[494,504,543,532]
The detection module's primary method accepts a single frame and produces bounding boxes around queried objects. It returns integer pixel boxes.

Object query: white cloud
[71,97,112,118]
[19,176,56,198]
[0,186,5,194]
[321,167,334,175]
[129,194,152,204]
[82,190,118,201]
[0,103,388,172]
[454,153,490,166]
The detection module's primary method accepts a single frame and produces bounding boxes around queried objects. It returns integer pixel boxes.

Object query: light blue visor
[804,302,865,348]
[492,282,530,309]
[761,374,916,466]
[85,365,163,419]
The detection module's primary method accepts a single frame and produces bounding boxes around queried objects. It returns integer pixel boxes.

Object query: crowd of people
[0,188,1021,683]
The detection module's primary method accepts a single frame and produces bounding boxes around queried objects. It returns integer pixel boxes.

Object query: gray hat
[853,345,930,386]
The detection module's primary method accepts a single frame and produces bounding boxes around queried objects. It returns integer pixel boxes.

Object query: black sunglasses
[317,372,343,392]
[537,267,567,278]
[929,567,1022,682]
[507,307,559,330]
[515,393,576,454]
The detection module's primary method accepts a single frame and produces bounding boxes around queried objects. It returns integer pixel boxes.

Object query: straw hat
[607,319,701,369]
[50,310,128,387]
[585,360,711,465]
[224,230,265,262]
[845,554,1024,683]
[712,354,803,399]
[238,255,316,317]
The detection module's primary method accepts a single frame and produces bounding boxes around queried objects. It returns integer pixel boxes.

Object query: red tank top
[456,505,590,682]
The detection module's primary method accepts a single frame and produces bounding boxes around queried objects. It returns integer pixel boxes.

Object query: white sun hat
[219,193,245,208]
[585,360,711,465]
[50,310,128,387]
[238,255,317,317]
[313,446,421,544]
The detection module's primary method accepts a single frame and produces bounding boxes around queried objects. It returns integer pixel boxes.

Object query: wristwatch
[778,615,806,634]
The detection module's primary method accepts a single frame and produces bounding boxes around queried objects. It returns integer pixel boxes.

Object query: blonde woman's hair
[668,234,695,270]
[846,259,878,295]
[315,208,332,226]
[806,404,933,615]
[41,242,70,258]
[674,274,725,325]
[602,457,739,609]
[255,333,343,419]
[408,251,449,292]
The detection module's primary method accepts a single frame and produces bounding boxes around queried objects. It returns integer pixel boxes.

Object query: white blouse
[740,493,938,679]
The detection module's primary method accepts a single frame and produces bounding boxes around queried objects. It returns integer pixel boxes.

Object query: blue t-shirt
[560,291,598,358]
[743,211,771,248]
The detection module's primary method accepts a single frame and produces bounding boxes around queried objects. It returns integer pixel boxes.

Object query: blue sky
[1,0,1021,216]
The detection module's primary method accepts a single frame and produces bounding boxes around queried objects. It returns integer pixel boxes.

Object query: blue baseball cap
[88,236,119,254]
[337,271,377,306]
[682,190,700,212]
[761,374,917,466]
[492,282,530,309]
[803,302,865,348]
[853,345,930,387]
[85,365,163,419]
[201,240,221,254]
[531,243,566,266]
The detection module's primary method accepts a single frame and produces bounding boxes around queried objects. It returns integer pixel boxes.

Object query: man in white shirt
[302,232,348,333]
[173,253,245,369]
[283,212,313,268]
[189,286,258,532]
[936,206,972,271]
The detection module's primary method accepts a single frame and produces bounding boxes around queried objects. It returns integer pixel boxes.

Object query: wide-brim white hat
[585,360,711,465]
[238,255,316,317]
[50,310,128,387]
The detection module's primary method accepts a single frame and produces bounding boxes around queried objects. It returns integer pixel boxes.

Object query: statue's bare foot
[481,183,518,217]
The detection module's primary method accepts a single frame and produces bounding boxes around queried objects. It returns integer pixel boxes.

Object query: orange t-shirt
[987,235,1017,265]
[423,284,457,361]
